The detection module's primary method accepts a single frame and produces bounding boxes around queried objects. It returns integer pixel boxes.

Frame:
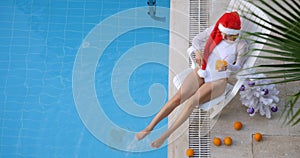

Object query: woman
[136,12,248,148]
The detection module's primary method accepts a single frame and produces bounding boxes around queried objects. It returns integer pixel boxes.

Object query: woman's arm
[227,39,248,71]
[191,26,213,50]
[188,25,214,56]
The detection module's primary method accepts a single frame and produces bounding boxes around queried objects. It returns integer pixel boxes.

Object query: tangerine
[186,148,194,157]
[234,121,243,130]
[213,137,222,146]
[215,60,228,71]
[224,137,232,146]
[253,132,262,142]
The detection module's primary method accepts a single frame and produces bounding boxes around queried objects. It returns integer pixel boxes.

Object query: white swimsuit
[188,25,248,82]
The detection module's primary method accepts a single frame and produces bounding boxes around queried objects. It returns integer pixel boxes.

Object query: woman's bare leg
[151,79,227,148]
[135,69,204,140]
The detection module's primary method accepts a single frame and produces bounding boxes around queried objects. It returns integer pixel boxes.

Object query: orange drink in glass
[215,60,228,71]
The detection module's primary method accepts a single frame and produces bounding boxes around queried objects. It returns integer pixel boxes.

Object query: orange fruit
[223,60,228,66]
[216,60,228,70]
[253,132,262,142]
[213,137,222,146]
[224,137,232,146]
[234,121,243,130]
[186,148,194,157]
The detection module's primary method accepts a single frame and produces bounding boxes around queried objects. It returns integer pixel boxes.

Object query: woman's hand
[218,65,228,71]
[195,50,203,67]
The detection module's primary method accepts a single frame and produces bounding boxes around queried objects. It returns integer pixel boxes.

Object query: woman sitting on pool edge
[136,12,248,148]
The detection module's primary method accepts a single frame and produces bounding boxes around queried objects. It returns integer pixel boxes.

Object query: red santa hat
[201,12,241,70]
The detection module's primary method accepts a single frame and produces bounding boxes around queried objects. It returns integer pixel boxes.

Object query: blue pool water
[0,0,170,157]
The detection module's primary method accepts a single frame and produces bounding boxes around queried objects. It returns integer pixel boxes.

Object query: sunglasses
[224,34,239,41]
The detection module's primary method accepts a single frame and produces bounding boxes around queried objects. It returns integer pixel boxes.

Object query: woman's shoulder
[236,38,249,53]
[238,38,248,45]
[237,38,248,48]
[207,25,215,34]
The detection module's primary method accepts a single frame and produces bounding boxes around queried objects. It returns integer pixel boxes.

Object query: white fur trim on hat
[197,69,206,78]
[218,23,240,35]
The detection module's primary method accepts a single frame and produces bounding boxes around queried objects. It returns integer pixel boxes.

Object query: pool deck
[168,0,300,157]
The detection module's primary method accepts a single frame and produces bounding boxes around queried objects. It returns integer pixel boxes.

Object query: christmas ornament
[248,80,255,87]
[247,107,255,114]
[271,106,278,112]
[240,85,245,91]
[262,88,269,95]
[239,74,280,118]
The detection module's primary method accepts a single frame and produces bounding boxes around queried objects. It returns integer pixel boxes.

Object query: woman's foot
[151,136,166,148]
[135,129,151,140]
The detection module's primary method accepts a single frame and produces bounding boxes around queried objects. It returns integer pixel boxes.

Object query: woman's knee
[172,92,182,105]
[185,95,201,109]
